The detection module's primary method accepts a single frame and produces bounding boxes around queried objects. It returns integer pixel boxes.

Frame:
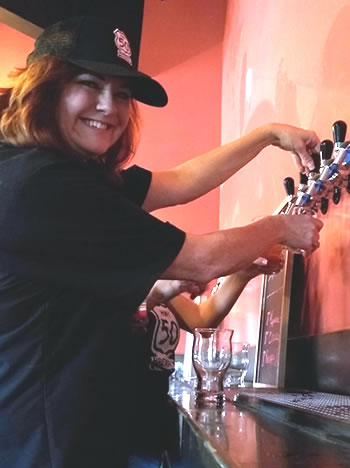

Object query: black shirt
[129,305,180,457]
[0,144,185,468]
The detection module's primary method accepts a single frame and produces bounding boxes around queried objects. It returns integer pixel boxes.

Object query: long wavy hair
[0,56,141,174]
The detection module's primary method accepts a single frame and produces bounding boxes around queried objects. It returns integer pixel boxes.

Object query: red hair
[0,56,141,173]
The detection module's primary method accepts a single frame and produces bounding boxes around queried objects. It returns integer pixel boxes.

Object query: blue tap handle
[301,193,311,205]
[344,148,350,166]
[314,179,324,192]
[328,163,339,177]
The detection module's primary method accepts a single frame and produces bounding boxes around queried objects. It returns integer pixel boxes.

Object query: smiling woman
[0,14,324,468]
[0,56,142,172]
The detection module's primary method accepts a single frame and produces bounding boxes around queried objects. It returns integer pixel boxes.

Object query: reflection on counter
[194,407,229,451]
[169,381,350,467]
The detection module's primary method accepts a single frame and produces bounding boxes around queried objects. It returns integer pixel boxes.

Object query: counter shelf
[169,381,350,467]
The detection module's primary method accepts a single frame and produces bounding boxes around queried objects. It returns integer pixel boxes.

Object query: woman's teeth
[84,119,109,129]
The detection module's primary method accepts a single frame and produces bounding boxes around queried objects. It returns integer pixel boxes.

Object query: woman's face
[57,72,132,158]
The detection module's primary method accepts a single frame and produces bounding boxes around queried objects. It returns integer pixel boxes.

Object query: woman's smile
[82,118,112,130]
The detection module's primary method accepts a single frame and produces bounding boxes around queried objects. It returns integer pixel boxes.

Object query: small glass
[192,328,233,407]
[224,342,250,388]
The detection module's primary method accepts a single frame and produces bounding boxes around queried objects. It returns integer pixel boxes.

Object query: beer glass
[192,328,233,407]
[224,342,250,388]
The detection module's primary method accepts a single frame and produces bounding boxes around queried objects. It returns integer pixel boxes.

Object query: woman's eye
[116,90,132,100]
[79,80,100,89]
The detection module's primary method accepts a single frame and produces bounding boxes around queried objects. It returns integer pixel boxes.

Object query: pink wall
[138,1,226,354]
[0,23,34,85]
[220,0,350,343]
[135,0,226,235]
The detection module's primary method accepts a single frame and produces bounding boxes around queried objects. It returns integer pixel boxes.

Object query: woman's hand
[236,247,285,282]
[278,213,323,254]
[269,123,321,173]
[146,279,207,311]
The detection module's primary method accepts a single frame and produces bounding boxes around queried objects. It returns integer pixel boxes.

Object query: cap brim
[67,59,168,107]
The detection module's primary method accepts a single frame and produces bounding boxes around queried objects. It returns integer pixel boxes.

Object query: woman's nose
[96,90,114,115]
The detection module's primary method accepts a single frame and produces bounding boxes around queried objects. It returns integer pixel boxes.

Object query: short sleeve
[119,165,152,206]
[0,156,185,300]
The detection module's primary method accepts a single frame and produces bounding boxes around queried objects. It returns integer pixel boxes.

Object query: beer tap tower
[291,121,350,217]
[255,119,350,389]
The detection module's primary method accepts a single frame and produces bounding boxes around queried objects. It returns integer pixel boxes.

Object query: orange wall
[138,0,226,354]
[220,0,350,343]
[135,0,226,235]
[0,23,34,85]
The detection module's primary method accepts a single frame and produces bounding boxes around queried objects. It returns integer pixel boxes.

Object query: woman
[129,255,283,467]
[0,16,322,468]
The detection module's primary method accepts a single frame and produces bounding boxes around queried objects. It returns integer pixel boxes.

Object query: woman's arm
[142,123,320,212]
[160,214,323,283]
[148,256,283,333]
[145,279,207,312]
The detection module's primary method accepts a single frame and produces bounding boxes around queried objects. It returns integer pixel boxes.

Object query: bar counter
[169,381,350,467]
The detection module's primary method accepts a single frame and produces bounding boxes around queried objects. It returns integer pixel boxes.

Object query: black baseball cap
[27,16,168,107]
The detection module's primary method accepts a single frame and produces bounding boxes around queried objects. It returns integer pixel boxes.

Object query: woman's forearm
[142,123,319,212]
[143,125,275,212]
[161,213,322,284]
[167,274,251,332]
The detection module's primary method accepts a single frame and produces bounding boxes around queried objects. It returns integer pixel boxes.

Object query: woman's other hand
[269,123,321,173]
[237,247,285,281]
[146,279,208,311]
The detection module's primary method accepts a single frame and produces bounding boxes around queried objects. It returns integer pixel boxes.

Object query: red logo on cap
[113,28,132,66]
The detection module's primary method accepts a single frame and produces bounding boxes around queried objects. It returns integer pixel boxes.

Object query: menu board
[254,249,294,387]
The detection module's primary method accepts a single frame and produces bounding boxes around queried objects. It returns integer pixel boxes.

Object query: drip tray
[241,390,350,422]
[234,389,350,447]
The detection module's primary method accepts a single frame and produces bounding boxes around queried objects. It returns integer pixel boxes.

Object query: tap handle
[332,120,347,146]
[333,186,341,205]
[283,177,295,197]
[320,197,329,215]
[299,172,308,186]
[311,152,321,174]
[320,139,334,163]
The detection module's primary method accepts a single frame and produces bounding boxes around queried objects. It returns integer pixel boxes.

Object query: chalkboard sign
[253,199,296,388]
[253,249,294,387]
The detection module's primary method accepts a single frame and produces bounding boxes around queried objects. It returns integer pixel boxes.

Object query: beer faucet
[295,152,321,213]
[329,140,350,205]
[283,176,295,213]
[336,136,350,195]
[314,139,334,214]
[298,172,308,194]
[318,139,333,213]
[342,146,350,194]
[293,173,308,206]
[332,120,347,150]
[329,121,347,206]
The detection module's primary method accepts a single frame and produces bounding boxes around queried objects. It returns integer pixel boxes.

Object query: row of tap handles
[283,120,350,215]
